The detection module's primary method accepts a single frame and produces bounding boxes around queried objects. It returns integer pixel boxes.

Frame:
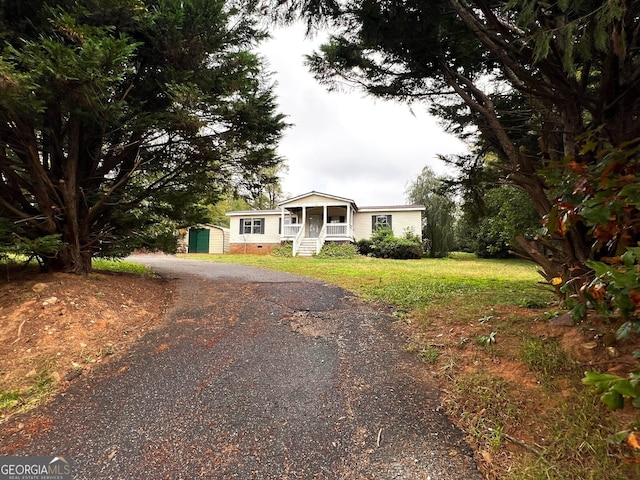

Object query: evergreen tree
[0,0,287,273]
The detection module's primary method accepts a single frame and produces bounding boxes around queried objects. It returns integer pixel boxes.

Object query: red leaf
[627,431,640,450]
[569,160,588,173]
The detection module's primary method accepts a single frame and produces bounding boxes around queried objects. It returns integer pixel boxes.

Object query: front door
[308,215,322,238]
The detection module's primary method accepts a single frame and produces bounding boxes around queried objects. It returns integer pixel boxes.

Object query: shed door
[188,228,210,253]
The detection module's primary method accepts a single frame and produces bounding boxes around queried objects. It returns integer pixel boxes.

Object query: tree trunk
[50,242,92,275]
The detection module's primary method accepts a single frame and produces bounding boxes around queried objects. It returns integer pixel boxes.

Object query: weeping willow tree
[406,166,455,258]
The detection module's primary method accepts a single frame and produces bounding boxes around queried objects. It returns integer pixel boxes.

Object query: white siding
[209,228,228,253]
[228,214,281,245]
[354,210,423,241]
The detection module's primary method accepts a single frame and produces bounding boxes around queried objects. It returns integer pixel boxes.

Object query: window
[372,214,392,231]
[239,218,265,235]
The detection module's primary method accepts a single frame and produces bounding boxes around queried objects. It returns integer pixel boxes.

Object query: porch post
[346,203,351,237]
[323,205,327,226]
[302,206,307,236]
[280,207,285,239]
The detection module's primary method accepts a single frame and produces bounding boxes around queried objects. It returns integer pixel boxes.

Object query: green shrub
[389,237,423,259]
[356,238,373,256]
[368,228,423,259]
[578,248,640,415]
[271,242,293,257]
[316,242,359,258]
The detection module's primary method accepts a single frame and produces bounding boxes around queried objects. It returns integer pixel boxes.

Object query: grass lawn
[182,252,550,310]
[180,251,640,480]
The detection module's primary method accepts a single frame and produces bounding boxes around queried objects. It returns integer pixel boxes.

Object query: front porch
[280,201,356,256]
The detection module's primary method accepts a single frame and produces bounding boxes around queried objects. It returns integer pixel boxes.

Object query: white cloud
[260,24,467,206]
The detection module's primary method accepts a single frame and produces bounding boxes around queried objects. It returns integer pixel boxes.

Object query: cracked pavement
[0,255,481,479]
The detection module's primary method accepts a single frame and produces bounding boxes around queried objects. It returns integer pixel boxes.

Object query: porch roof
[278,191,358,210]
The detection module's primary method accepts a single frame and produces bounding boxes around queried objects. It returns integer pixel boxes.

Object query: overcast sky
[259,24,468,206]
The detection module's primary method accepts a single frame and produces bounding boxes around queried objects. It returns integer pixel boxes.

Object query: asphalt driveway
[1,255,481,479]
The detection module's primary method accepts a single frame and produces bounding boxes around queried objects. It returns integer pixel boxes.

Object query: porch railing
[316,225,327,254]
[283,224,302,238]
[325,223,353,238]
[292,225,305,256]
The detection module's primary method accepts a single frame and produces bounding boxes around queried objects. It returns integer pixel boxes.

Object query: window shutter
[371,215,376,231]
[278,217,282,234]
[239,219,244,234]
[387,215,392,229]
[260,218,265,234]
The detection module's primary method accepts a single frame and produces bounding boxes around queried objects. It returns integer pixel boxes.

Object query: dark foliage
[0,0,286,273]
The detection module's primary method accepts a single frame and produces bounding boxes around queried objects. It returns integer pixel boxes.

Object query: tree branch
[441,63,521,169]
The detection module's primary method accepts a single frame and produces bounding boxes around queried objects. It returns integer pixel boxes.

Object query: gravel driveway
[1,255,481,479]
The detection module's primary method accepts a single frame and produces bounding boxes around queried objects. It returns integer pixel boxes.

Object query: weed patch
[92,258,157,276]
[508,393,638,480]
[1,355,56,419]
[404,343,442,363]
[271,242,293,257]
[445,372,523,450]
[520,337,578,387]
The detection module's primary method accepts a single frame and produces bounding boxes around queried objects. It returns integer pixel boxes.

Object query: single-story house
[183,224,230,254]
[226,191,425,256]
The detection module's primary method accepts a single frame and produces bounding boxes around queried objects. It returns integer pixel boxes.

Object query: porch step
[296,238,318,257]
